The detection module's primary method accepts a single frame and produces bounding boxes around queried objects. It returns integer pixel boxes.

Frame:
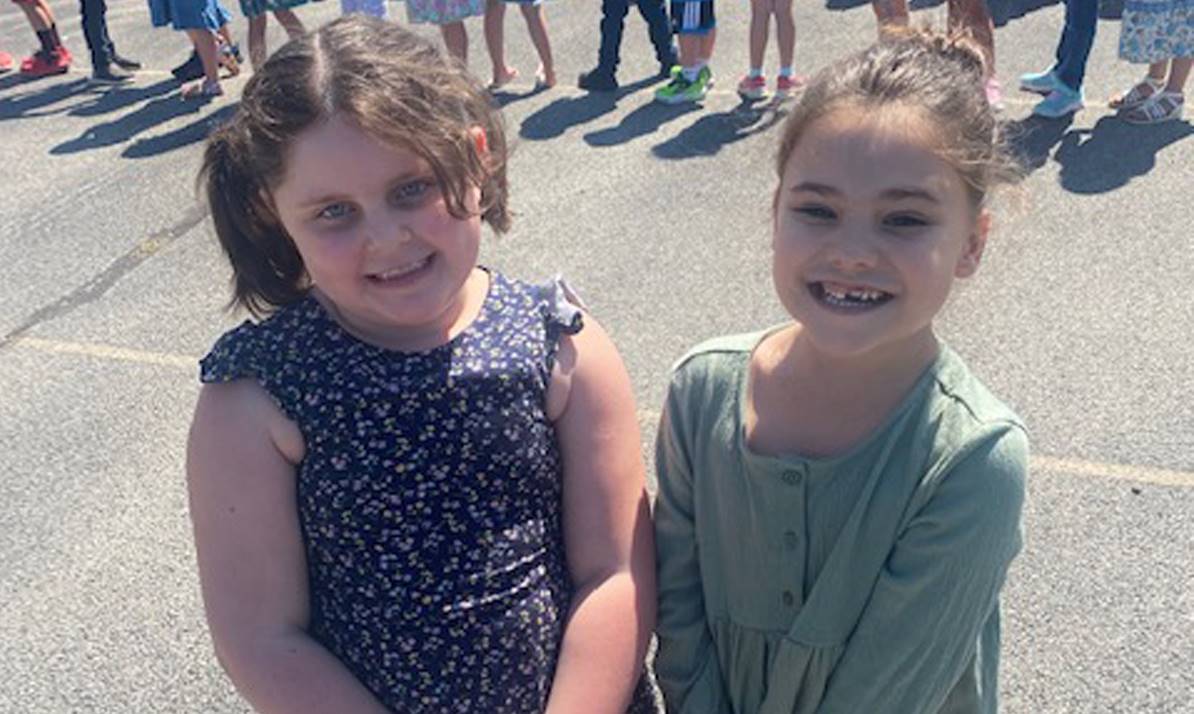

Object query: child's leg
[700,26,715,66]
[273,8,305,39]
[596,0,630,73]
[870,0,908,32]
[775,0,794,71]
[247,14,267,70]
[1165,57,1191,94]
[184,28,222,87]
[440,20,468,64]
[483,0,517,85]
[746,0,768,73]
[17,0,53,33]
[519,2,555,86]
[80,0,113,69]
[947,0,994,77]
[636,0,675,69]
[1051,0,1097,92]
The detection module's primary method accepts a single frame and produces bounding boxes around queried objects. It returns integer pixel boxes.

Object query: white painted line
[7,337,1192,488]
[9,336,195,370]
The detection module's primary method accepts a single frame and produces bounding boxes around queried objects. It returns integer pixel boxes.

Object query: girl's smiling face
[270,114,486,350]
[773,106,989,363]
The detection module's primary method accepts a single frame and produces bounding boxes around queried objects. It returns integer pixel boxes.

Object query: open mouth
[808,281,894,311]
[367,255,434,285]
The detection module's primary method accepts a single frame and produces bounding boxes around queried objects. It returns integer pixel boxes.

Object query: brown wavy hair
[200,16,510,317]
[776,27,1021,211]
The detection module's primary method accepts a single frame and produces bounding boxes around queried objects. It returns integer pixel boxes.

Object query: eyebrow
[789,182,941,204]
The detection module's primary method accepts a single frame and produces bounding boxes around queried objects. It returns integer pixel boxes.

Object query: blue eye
[392,179,435,205]
[316,203,354,221]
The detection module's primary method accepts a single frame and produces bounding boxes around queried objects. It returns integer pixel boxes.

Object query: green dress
[654,330,1028,714]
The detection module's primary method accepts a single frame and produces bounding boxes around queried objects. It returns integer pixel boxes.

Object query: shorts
[670,0,715,35]
[341,0,387,17]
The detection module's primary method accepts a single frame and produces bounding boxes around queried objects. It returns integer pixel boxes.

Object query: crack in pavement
[0,202,210,350]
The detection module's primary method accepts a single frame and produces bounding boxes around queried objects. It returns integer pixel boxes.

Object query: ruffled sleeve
[199,320,263,385]
[540,275,585,372]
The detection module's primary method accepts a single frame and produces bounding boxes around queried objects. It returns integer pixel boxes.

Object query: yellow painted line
[1031,455,1194,489]
[8,338,1193,488]
[9,336,196,370]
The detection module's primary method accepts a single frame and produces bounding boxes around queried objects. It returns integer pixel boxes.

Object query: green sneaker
[655,70,708,105]
[699,64,712,88]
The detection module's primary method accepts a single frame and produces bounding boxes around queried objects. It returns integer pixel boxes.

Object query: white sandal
[1109,77,1165,111]
[1123,91,1185,124]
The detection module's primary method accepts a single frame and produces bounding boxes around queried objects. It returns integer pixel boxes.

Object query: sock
[779,66,793,78]
[748,67,762,79]
[36,29,55,54]
[682,65,700,82]
[48,23,64,49]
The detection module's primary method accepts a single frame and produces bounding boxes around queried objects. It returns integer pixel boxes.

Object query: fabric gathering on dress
[200,271,658,713]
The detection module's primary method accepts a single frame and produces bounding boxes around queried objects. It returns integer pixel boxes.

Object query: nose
[826,225,877,272]
[363,212,415,249]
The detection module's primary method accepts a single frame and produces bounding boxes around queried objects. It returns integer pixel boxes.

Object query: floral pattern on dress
[1119,0,1194,63]
[199,271,658,713]
[405,0,485,25]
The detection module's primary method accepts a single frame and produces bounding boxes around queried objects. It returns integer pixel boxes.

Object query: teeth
[819,283,889,306]
[375,257,429,280]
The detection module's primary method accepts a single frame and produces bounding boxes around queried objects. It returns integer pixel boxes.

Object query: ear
[469,125,488,157]
[954,209,990,278]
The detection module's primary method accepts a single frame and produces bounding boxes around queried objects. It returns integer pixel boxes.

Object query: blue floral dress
[1119,0,1193,63]
[199,271,658,713]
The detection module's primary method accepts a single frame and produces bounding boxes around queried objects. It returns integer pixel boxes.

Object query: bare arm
[187,380,390,714]
[542,316,656,714]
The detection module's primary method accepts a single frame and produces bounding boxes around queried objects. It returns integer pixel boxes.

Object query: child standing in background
[578,0,676,92]
[238,0,306,71]
[403,0,485,64]
[654,28,1028,714]
[191,16,657,713]
[483,0,556,90]
[655,0,716,104]
[10,0,72,77]
[736,0,802,100]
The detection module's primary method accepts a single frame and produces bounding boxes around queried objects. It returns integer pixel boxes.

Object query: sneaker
[111,54,141,71]
[20,47,71,77]
[699,64,713,88]
[1032,83,1083,118]
[171,51,203,82]
[1123,91,1184,124]
[658,54,679,78]
[1019,67,1060,95]
[91,63,133,84]
[774,74,804,98]
[578,66,618,92]
[654,71,708,104]
[0,51,13,73]
[737,74,767,100]
[984,77,1004,112]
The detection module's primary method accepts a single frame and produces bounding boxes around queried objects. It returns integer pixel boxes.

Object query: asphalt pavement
[1,0,1192,711]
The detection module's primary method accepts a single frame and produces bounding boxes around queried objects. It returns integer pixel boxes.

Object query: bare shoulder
[189,379,305,472]
[545,313,628,423]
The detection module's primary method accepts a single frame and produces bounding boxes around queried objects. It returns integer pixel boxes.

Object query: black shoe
[658,57,679,78]
[171,51,203,82]
[578,67,618,92]
[91,64,133,84]
[111,54,141,71]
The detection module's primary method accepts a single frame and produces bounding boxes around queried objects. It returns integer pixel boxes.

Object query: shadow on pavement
[519,75,662,140]
[649,99,790,160]
[0,76,92,120]
[68,78,180,118]
[1007,114,1194,194]
[123,102,238,159]
[583,100,701,147]
[49,92,220,155]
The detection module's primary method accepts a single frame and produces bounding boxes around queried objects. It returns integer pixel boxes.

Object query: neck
[779,326,941,406]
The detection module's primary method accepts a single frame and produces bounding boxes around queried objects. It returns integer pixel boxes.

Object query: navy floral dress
[199,271,658,713]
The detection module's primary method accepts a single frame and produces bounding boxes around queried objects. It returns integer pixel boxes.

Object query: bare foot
[489,66,518,90]
[534,67,556,90]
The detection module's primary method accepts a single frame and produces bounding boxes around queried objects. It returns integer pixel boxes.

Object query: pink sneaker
[737,74,767,100]
[0,51,13,73]
[775,74,805,98]
[984,77,1004,112]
